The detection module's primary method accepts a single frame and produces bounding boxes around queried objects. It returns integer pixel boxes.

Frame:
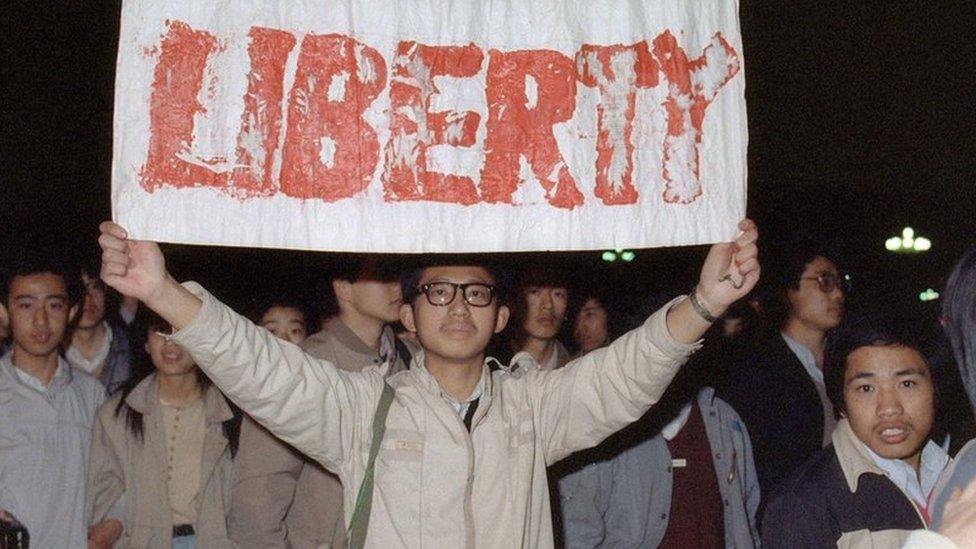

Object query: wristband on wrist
[688,289,718,323]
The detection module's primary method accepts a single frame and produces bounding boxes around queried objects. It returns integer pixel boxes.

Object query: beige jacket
[88,373,236,548]
[229,319,408,549]
[172,283,699,548]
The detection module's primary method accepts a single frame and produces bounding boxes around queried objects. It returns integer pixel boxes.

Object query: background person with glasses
[722,241,848,519]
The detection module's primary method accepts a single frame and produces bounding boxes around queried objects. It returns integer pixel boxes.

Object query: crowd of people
[2,220,976,549]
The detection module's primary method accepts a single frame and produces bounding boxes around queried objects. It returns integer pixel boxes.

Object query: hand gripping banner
[112,0,747,252]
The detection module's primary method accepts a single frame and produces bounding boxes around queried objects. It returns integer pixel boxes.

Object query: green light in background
[602,249,635,263]
[919,288,940,302]
[885,227,933,253]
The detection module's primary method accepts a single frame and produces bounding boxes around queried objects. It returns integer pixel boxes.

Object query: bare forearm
[143,274,203,330]
[665,287,723,344]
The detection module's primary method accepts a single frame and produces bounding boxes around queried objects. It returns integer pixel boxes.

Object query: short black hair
[824,315,931,416]
[318,255,404,318]
[565,283,629,352]
[401,255,511,307]
[244,291,312,337]
[2,250,83,308]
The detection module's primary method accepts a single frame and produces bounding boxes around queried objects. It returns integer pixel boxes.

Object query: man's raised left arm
[535,220,759,463]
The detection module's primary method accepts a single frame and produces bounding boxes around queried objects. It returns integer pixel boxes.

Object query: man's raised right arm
[98,222,377,469]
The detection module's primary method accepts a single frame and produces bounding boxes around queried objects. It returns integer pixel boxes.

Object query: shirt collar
[781,332,824,386]
[661,403,694,441]
[864,439,949,505]
[126,373,234,423]
[412,351,490,417]
[66,321,113,373]
[4,352,74,394]
[832,418,949,498]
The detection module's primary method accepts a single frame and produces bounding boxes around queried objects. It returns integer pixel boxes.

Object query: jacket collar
[1,351,75,394]
[125,373,234,424]
[832,418,888,493]
[408,349,495,424]
[321,317,394,359]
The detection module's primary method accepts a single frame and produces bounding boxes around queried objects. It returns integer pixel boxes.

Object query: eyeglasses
[417,282,496,307]
[799,273,851,294]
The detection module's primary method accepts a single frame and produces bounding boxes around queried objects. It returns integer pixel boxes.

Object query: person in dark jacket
[66,260,132,394]
[763,318,947,548]
[722,243,847,510]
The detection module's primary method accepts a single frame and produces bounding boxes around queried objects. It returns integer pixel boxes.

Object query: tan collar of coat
[408,350,495,427]
[832,418,888,493]
[319,317,394,359]
[125,373,234,424]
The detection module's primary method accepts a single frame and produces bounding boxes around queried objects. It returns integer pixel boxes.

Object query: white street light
[885,227,932,254]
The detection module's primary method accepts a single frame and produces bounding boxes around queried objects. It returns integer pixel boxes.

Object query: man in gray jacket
[0,253,109,548]
[229,259,410,548]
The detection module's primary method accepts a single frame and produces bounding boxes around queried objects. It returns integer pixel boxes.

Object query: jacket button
[724,499,730,506]
[666,466,672,473]
[660,513,667,521]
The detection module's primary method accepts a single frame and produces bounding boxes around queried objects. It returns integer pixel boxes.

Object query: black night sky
[1,2,974,314]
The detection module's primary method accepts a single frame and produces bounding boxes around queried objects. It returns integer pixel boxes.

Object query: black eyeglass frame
[416,282,497,307]
[799,273,851,294]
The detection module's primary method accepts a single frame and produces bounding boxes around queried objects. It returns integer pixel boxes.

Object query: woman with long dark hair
[86,309,240,548]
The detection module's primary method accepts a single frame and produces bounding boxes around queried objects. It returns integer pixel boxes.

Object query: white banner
[112,0,747,252]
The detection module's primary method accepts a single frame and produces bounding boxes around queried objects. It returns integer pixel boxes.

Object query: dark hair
[943,247,976,415]
[400,255,511,307]
[824,316,931,416]
[246,291,311,331]
[319,255,403,318]
[114,309,242,457]
[505,262,572,354]
[761,240,842,330]
[566,284,628,354]
[79,252,123,324]
[2,250,83,308]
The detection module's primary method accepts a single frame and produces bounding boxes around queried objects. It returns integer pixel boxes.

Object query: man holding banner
[97,218,758,547]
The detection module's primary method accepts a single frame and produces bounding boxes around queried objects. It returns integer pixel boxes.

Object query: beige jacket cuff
[902,530,959,549]
[653,295,705,357]
[169,281,230,364]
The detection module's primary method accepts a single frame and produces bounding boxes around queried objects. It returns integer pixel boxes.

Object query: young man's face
[6,273,75,361]
[146,329,197,376]
[78,272,107,330]
[342,279,403,324]
[573,298,608,354]
[522,286,568,341]
[843,344,934,470]
[260,305,308,344]
[787,256,845,332]
[400,266,509,365]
